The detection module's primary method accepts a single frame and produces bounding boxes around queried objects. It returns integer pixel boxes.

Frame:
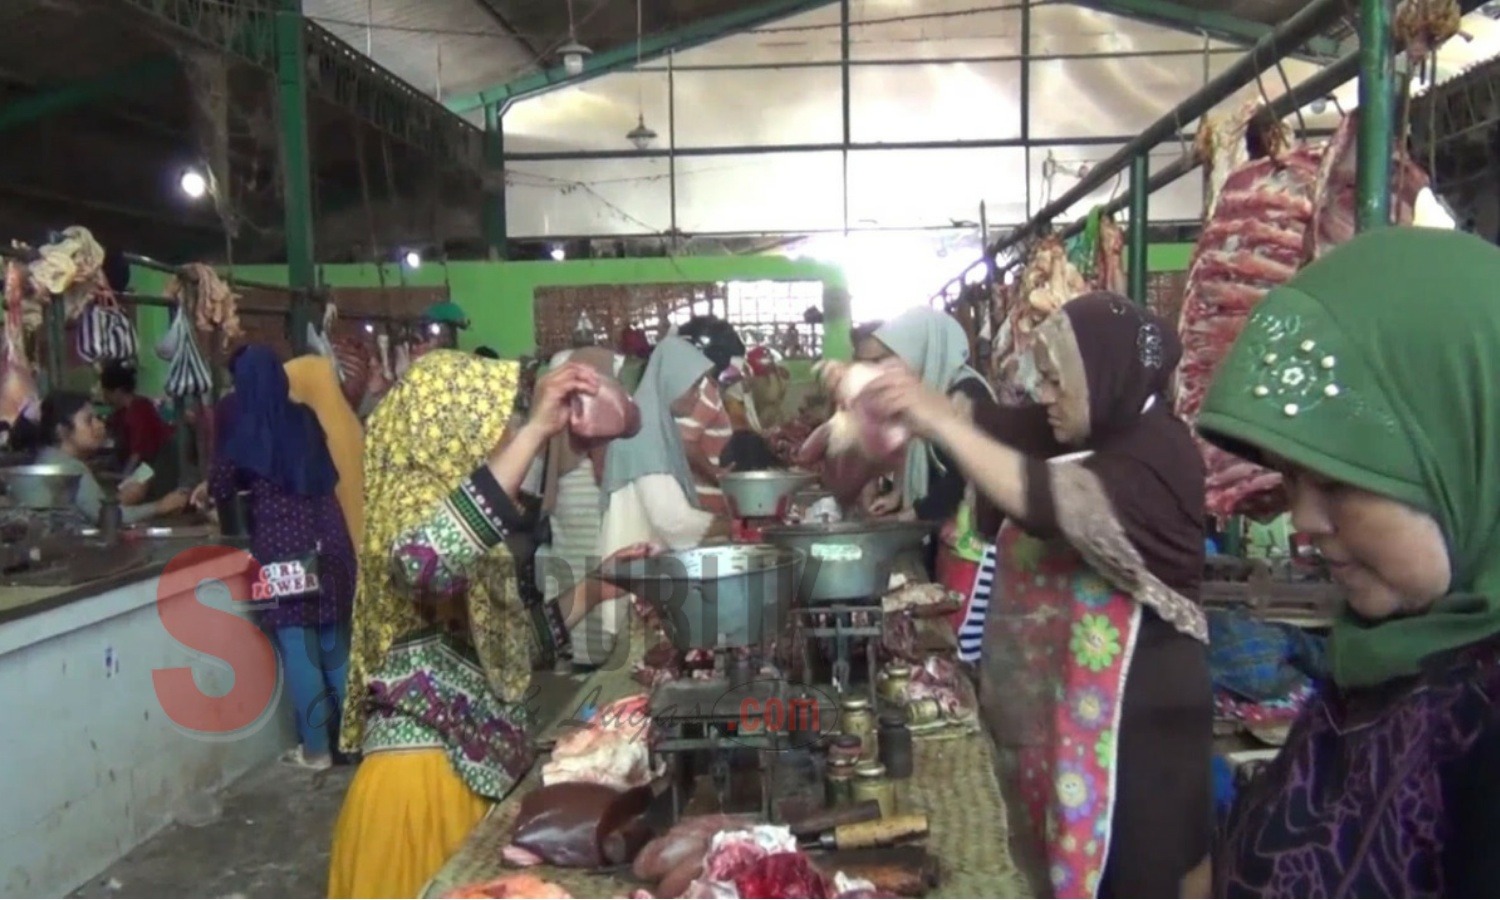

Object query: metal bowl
[0,464,84,510]
[762,520,936,604]
[598,544,803,651]
[720,470,817,519]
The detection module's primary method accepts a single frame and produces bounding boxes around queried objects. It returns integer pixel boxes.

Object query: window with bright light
[722,280,825,358]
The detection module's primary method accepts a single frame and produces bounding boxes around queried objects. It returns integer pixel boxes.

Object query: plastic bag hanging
[163,298,213,400]
[306,300,340,375]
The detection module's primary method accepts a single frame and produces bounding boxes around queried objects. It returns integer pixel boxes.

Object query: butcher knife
[808,813,930,850]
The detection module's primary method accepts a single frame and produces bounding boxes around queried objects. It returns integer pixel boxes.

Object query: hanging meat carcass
[990,236,1089,403]
[1095,215,1126,295]
[1,260,39,440]
[1174,111,1430,518]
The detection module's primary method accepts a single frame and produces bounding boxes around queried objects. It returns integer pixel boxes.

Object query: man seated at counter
[99,361,180,501]
[12,392,188,525]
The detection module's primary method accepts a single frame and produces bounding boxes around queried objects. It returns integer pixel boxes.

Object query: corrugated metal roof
[304,0,540,101]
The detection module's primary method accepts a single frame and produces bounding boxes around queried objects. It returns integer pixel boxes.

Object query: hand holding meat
[798,362,912,502]
[859,366,960,441]
[605,541,666,564]
[528,362,603,438]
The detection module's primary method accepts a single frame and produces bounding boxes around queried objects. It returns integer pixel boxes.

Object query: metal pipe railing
[984,0,1351,260]
[123,253,295,295]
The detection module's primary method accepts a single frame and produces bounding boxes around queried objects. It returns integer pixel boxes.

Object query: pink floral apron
[984,521,1141,899]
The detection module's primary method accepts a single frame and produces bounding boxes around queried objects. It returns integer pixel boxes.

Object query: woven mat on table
[425,665,644,899]
[428,676,1028,899]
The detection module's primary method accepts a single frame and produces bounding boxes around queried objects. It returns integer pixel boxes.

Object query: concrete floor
[69,761,354,900]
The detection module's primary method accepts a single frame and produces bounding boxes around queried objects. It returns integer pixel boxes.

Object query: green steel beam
[1077,0,1343,59]
[277,0,316,355]
[1128,155,1150,305]
[483,104,509,259]
[0,55,178,134]
[445,0,842,113]
[1356,0,1395,230]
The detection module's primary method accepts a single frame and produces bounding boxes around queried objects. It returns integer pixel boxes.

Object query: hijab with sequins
[1199,227,1500,689]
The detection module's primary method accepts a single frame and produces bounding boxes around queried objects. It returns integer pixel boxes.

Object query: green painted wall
[129,256,850,396]
[1148,242,1196,273]
[124,244,1194,397]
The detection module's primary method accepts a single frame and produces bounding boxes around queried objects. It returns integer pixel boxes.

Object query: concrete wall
[0,553,296,898]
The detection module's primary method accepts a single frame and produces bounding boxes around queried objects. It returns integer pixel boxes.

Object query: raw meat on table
[444,874,573,898]
[542,693,656,790]
[506,782,652,868]
[732,853,831,900]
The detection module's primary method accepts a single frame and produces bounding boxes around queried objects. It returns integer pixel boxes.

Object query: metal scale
[600,542,826,823]
[764,520,931,696]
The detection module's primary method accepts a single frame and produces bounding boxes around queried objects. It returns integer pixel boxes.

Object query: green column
[1128,154,1150,305]
[483,103,509,259]
[43,296,65,393]
[276,0,316,353]
[1356,0,1395,231]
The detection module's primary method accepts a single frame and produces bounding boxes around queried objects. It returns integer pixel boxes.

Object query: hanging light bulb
[558,38,592,76]
[180,169,208,199]
[627,114,658,150]
[404,250,422,269]
[558,0,590,76]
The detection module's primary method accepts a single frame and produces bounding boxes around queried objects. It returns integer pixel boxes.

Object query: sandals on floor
[280,746,333,771]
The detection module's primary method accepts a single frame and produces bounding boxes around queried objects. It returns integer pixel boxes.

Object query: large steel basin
[598,544,803,651]
[762,520,935,604]
[720,470,816,519]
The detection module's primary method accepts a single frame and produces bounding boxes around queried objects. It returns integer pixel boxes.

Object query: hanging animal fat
[991,236,1088,402]
[28,225,107,324]
[0,261,39,437]
[167,263,242,346]
[1175,111,1429,518]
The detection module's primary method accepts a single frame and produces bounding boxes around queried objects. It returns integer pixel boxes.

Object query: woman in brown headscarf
[831,293,1212,898]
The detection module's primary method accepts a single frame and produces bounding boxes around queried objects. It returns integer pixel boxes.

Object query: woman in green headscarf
[1198,227,1500,897]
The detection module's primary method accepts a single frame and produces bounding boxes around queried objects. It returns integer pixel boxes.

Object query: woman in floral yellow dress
[327,351,645,898]
[835,293,1213,898]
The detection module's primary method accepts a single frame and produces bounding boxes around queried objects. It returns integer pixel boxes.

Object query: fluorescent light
[180,170,208,199]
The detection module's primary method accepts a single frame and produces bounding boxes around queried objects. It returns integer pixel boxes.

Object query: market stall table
[0,533,294,897]
[424,663,1030,899]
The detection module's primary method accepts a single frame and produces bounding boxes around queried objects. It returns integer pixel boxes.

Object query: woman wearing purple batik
[209,343,356,771]
[1197,227,1500,896]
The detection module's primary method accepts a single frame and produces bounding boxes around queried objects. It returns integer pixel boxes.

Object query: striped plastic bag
[76,297,139,363]
[164,309,213,399]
